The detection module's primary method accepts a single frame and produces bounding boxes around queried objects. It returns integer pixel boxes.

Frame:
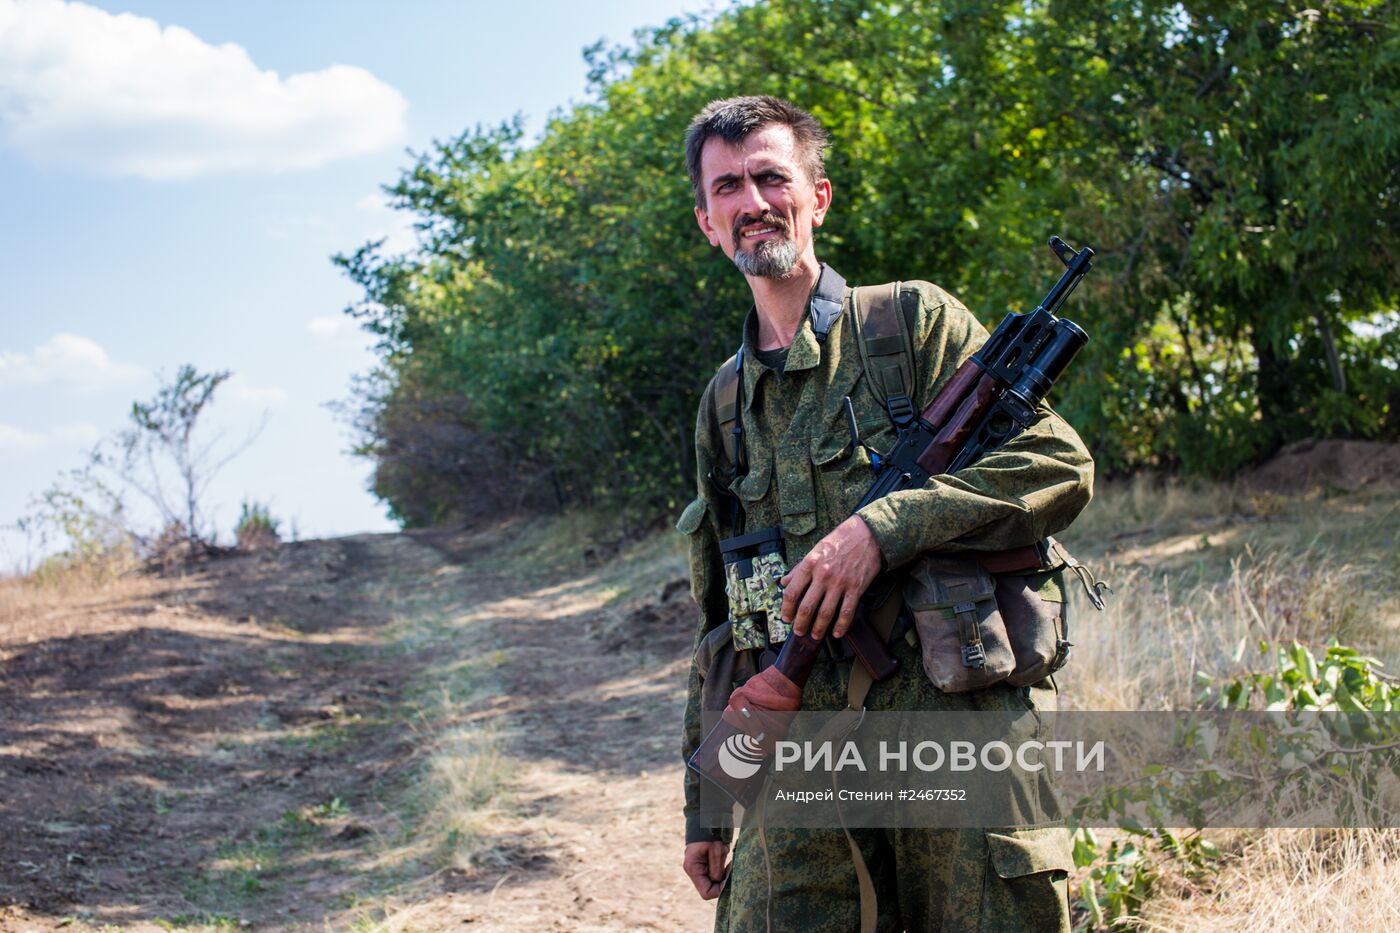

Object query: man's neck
[748,253,821,351]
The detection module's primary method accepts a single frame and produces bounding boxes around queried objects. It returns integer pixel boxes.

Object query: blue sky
[0,0,711,570]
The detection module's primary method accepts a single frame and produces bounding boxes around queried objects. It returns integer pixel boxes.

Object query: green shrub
[235,501,281,551]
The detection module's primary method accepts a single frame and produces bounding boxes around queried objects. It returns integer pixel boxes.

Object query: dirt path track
[0,528,714,932]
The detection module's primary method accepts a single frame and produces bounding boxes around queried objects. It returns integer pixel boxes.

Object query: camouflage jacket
[676,276,1095,842]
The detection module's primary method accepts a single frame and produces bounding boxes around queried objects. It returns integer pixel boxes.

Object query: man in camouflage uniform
[677,96,1094,932]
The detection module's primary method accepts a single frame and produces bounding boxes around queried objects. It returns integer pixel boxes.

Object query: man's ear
[695,204,721,247]
[811,177,833,229]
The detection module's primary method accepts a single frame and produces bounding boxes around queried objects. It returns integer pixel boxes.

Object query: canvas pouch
[905,538,1094,692]
[995,568,1072,687]
[903,556,1016,693]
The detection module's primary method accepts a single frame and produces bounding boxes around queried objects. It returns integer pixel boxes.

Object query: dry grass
[420,726,515,865]
[353,561,528,885]
[1138,829,1400,931]
[340,716,521,931]
[0,567,161,646]
[1054,477,1400,928]
[1057,478,1399,710]
[399,672,521,877]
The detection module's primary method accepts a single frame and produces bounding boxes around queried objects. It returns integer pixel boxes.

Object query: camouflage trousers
[713,636,1072,933]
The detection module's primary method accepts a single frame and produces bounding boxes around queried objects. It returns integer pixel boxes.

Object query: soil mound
[1238,439,1400,494]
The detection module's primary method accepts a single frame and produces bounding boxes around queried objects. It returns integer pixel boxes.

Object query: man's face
[694,123,831,279]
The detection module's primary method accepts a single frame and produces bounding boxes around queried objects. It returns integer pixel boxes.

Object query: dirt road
[0,526,715,932]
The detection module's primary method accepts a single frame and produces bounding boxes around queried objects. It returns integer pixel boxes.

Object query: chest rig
[709,264,917,653]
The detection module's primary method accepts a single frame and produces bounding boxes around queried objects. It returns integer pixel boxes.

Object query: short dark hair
[684,95,829,207]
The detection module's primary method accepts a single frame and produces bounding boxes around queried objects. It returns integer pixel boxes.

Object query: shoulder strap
[711,264,848,473]
[852,282,918,430]
[709,348,747,537]
[712,348,743,472]
[809,264,847,342]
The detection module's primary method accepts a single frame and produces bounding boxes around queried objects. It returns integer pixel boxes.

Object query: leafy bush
[235,502,281,552]
[18,469,136,585]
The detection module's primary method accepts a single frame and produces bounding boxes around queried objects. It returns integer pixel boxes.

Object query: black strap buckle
[886,393,916,431]
[961,642,987,669]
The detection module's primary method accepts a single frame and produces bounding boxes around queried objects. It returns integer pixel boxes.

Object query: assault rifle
[689,236,1095,808]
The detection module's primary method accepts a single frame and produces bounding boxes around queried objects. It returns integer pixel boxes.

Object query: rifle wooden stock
[919,357,983,430]
[772,627,825,685]
[686,709,785,810]
[916,372,1000,476]
[686,632,822,808]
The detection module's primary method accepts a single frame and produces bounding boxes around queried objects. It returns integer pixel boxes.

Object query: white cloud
[307,315,352,338]
[0,333,146,390]
[264,212,338,243]
[0,424,44,450]
[0,421,98,451]
[225,375,287,406]
[0,0,408,178]
[356,192,419,255]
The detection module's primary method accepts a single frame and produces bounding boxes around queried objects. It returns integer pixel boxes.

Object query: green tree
[336,0,1399,523]
[1031,0,1400,469]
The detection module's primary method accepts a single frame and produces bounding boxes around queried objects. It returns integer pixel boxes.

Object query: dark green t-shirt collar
[739,289,829,411]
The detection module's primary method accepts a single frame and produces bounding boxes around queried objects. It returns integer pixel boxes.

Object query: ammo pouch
[904,538,1091,694]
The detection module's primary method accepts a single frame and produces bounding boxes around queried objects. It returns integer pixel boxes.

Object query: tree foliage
[337,0,1399,524]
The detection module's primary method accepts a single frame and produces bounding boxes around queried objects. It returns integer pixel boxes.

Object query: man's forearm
[856,407,1093,570]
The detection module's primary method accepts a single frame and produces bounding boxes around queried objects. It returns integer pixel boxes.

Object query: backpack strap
[852,282,918,430]
[710,348,746,536]
[715,280,919,468]
[712,347,744,473]
[710,263,848,479]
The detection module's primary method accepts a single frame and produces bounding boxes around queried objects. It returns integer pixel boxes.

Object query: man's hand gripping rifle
[689,237,1095,809]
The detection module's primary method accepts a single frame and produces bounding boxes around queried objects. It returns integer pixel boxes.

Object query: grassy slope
[1059,478,1399,709]
[1057,478,1400,930]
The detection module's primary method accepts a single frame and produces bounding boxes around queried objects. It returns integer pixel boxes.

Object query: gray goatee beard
[732,215,800,278]
[734,237,799,278]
